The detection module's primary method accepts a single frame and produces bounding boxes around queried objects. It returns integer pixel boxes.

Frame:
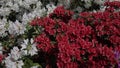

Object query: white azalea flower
[0,18,7,36]
[8,20,26,35]
[21,50,28,56]
[31,65,39,68]
[21,1,31,9]
[28,13,36,20]
[84,3,91,8]
[36,1,42,8]
[21,39,28,50]
[32,8,45,17]
[46,4,56,15]
[9,47,22,60]
[24,0,38,5]
[4,56,24,68]
[0,7,11,16]
[94,0,105,5]
[100,6,107,12]
[11,3,19,12]
[6,1,13,7]
[13,0,21,3]
[16,60,24,68]
[20,39,38,56]
[22,13,30,25]
[28,43,38,56]
[4,56,17,68]
[28,39,38,56]
[0,43,3,54]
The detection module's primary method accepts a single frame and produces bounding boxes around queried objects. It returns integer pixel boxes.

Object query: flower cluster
[0,0,120,68]
[0,0,56,36]
[30,1,120,68]
[0,0,56,68]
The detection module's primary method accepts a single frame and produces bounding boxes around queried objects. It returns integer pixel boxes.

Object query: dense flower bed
[30,1,120,68]
[0,0,120,68]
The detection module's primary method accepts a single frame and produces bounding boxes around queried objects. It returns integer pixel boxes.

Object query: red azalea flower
[0,54,3,62]
[30,2,120,67]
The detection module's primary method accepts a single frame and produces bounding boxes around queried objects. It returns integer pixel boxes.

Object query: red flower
[35,33,53,52]
[0,54,3,62]
[31,2,120,67]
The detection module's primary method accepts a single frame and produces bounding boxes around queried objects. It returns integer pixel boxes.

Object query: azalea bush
[0,0,120,68]
[30,1,120,68]
[0,0,56,68]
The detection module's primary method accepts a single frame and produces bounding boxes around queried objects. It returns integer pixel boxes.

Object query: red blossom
[0,54,3,62]
[30,3,120,67]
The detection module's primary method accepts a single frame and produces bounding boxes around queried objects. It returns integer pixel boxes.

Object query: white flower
[28,13,36,20]
[22,13,30,25]
[32,8,46,17]
[13,0,21,4]
[84,3,91,8]
[21,39,29,50]
[20,39,38,56]
[31,65,39,68]
[21,50,28,56]
[16,60,24,68]
[9,47,22,60]
[94,0,105,5]
[8,20,26,35]
[20,1,30,9]
[46,4,56,15]
[4,56,24,68]
[15,20,26,35]
[100,6,107,12]
[19,0,38,9]
[6,1,13,7]
[4,56,17,68]
[11,3,19,12]
[0,43,3,54]
[28,43,38,56]
[36,1,42,8]
[29,39,38,56]
[24,0,38,5]
[0,7,11,16]
[0,18,7,36]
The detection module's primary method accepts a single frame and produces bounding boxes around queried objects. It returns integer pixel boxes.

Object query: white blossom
[8,20,26,35]
[22,13,30,25]
[20,50,28,56]
[4,56,24,68]
[0,18,7,36]
[0,7,10,16]
[94,0,105,5]
[4,56,17,68]
[16,60,24,68]
[46,4,56,15]
[9,47,22,60]
[100,6,107,12]
[11,3,19,12]
[20,39,38,56]
[6,1,13,7]
[31,65,39,68]
[28,43,38,56]
[0,43,3,54]
[84,3,92,8]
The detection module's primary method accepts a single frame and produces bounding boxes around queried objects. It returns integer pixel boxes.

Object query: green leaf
[23,58,42,68]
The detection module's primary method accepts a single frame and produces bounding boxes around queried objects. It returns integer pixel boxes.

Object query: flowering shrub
[30,1,120,68]
[0,0,120,68]
[0,0,56,68]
